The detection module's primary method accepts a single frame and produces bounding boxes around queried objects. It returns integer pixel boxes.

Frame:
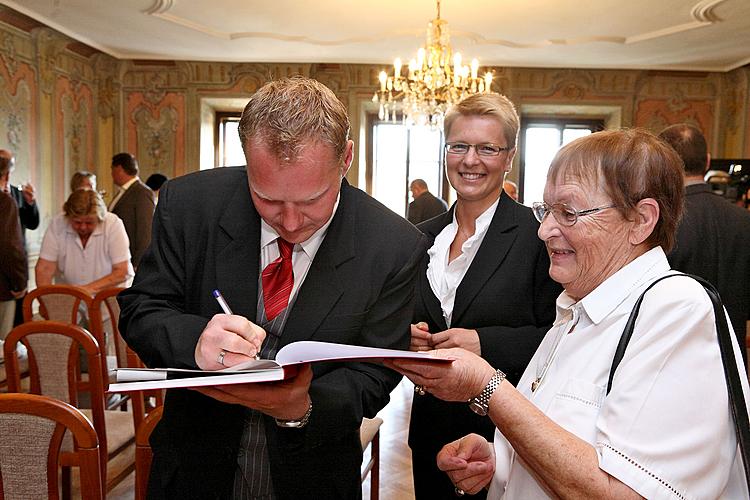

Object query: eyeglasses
[445,143,512,157]
[532,202,617,227]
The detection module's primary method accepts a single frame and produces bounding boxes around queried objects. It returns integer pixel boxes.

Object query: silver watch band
[274,400,313,428]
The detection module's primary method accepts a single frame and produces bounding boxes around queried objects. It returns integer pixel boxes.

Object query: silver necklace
[532,307,579,392]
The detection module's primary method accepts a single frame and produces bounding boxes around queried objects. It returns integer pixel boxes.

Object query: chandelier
[373,0,493,127]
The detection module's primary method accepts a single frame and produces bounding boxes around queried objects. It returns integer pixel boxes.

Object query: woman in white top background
[392,128,750,499]
[407,93,561,499]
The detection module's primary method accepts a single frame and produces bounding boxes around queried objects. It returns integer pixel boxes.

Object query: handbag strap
[606,273,750,486]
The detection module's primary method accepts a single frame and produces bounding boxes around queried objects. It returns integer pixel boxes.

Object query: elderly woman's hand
[437,433,495,495]
[384,348,496,402]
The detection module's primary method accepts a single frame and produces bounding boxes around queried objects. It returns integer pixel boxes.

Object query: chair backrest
[3,321,108,486]
[23,285,94,325]
[0,392,103,500]
[90,288,127,368]
[134,405,163,500]
[25,285,109,386]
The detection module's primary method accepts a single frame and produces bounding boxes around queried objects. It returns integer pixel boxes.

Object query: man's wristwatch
[274,400,313,428]
[468,369,506,416]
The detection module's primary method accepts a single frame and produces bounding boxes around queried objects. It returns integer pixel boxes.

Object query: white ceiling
[4,0,750,72]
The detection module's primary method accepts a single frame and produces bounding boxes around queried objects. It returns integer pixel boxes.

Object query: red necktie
[262,238,294,321]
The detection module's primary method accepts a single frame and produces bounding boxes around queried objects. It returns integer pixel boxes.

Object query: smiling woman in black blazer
[408,93,561,499]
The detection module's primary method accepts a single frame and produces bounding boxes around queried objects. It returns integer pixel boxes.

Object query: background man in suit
[407,178,448,224]
[0,149,39,327]
[0,190,27,345]
[109,152,155,268]
[119,76,426,499]
[660,123,750,362]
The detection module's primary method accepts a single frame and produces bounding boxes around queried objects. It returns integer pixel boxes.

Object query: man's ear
[629,198,659,246]
[341,140,354,177]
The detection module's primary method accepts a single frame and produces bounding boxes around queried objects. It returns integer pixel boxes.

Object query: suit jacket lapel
[281,181,355,345]
[451,194,519,324]
[216,181,260,321]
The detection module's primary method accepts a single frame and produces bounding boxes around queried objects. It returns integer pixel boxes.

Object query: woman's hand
[384,348,495,402]
[437,433,495,495]
[431,328,481,355]
[410,322,432,351]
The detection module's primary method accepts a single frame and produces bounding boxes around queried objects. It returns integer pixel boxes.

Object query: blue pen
[212,289,261,359]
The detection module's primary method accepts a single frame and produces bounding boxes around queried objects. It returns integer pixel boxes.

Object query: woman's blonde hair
[443,93,519,149]
[63,189,107,222]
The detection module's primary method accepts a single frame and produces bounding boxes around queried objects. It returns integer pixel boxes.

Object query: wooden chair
[3,321,135,496]
[134,405,163,500]
[0,392,103,500]
[360,417,383,500]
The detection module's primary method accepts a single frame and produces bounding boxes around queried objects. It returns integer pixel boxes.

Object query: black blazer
[668,183,750,358]
[409,192,561,455]
[119,167,427,499]
[9,184,39,245]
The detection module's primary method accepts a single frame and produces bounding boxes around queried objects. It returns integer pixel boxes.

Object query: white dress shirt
[426,197,499,327]
[489,247,750,499]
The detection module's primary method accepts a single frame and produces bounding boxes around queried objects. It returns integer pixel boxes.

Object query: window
[519,119,603,206]
[216,112,245,167]
[370,120,445,217]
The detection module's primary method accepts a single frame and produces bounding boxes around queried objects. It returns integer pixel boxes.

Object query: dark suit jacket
[111,178,155,267]
[0,193,27,301]
[668,183,750,358]
[409,192,561,456]
[9,184,39,246]
[118,167,427,499]
[407,191,448,225]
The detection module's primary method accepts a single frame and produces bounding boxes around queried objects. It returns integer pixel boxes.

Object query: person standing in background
[659,123,750,363]
[408,178,448,224]
[70,170,97,192]
[109,152,155,268]
[0,190,27,347]
[0,149,39,327]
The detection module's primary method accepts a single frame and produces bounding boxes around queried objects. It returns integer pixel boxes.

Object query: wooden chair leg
[61,466,72,500]
[371,431,380,500]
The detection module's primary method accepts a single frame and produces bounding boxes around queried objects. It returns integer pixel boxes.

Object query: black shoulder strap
[606,273,750,486]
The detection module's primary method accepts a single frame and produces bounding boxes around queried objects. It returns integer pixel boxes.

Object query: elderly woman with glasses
[407,93,560,499]
[389,128,750,499]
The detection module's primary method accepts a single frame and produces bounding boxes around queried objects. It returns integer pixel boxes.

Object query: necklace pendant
[531,379,540,392]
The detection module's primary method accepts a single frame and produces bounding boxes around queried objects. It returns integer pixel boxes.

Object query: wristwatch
[274,400,313,428]
[468,369,506,416]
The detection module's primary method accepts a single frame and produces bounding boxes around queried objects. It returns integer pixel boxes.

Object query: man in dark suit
[109,152,155,268]
[660,123,750,362]
[119,76,426,499]
[407,178,448,224]
[0,149,39,327]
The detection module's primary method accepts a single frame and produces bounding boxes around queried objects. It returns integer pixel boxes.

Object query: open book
[108,340,449,392]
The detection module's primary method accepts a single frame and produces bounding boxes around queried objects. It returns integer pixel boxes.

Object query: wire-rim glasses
[532,202,617,226]
[445,142,512,157]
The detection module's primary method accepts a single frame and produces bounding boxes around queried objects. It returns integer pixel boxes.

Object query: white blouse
[490,247,750,499]
[426,197,499,327]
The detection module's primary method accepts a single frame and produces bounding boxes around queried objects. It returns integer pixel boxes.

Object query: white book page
[276,341,444,365]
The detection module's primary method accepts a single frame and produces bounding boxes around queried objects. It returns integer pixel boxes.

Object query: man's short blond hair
[238,76,351,163]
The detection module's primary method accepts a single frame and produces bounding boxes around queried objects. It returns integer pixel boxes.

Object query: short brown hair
[112,152,139,176]
[547,128,684,253]
[237,76,350,163]
[658,124,708,176]
[443,93,519,149]
[63,189,107,222]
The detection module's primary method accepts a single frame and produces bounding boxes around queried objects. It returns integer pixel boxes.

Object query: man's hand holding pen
[194,313,266,370]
